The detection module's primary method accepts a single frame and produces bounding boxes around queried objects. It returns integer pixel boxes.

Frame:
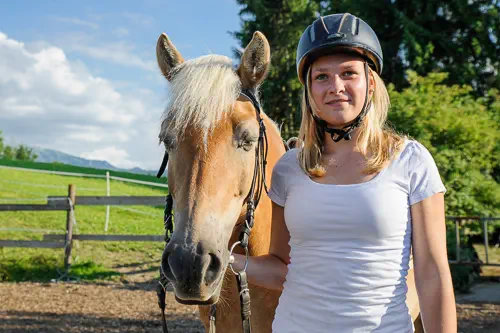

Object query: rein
[156,88,269,333]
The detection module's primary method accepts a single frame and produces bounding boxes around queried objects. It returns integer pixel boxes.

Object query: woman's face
[310,53,372,128]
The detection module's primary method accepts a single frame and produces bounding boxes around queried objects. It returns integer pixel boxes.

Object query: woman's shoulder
[395,139,439,173]
[273,148,301,172]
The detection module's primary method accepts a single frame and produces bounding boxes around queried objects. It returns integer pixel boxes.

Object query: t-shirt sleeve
[408,141,447,205]
[267,152,291,207]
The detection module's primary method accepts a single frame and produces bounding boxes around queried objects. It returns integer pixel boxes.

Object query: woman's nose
[328,75,345,94]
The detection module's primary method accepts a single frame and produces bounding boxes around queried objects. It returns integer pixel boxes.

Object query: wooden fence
[447,216,500,267]
[1,185,499,269]
[0,184,166,270]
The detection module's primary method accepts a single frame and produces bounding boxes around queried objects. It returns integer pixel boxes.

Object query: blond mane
[159,55,241,145]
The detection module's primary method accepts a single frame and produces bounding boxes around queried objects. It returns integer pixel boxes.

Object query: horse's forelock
[160,55,241,145]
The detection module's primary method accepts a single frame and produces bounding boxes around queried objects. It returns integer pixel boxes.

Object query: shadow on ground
[0,310,204,333]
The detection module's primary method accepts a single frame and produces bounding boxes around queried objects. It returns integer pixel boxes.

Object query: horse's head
[156,32,271,304]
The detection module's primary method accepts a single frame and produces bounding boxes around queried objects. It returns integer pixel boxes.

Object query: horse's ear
[237,31,270,88]
[157,33,185,81]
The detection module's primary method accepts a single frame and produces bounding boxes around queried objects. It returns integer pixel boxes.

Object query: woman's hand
[229,203,291,291]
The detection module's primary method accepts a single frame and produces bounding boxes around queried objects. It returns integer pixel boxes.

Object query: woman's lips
[326,99,350,105]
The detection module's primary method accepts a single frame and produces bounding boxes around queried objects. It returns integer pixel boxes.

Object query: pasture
[0,164,167,282]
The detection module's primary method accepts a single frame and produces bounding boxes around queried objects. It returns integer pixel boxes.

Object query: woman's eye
[342,71,356,78]
[314,74,328,81]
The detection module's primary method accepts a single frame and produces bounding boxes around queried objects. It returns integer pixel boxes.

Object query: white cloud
[81,146,136,169]
[70,42,156,71]
[0,32,165,169]
[54,17,99,30]
[0,98,44,116]
[121,12,155,27]
[50,30,156,72]
[113,27,129,38]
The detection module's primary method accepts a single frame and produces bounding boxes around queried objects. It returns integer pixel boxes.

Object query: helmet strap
[306,61,371,143]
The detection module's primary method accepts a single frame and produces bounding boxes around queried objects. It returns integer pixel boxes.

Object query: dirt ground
[0,280,498,333]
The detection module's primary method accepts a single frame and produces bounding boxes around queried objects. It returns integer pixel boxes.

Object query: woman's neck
[321,127,361,155]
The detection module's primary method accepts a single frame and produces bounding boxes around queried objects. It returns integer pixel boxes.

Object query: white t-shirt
[268,140,446,333]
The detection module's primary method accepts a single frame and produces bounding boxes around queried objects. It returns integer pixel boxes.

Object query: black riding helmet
[296,13,383,142]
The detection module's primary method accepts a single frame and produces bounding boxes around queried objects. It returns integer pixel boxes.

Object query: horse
[155,31,424,333]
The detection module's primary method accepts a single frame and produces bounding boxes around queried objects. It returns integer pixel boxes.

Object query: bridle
[155,87,269,333]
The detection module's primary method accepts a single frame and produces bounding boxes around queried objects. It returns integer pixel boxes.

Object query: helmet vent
[319,16,331,34]
[310,22,316,42]
[337,13,349,33]
[327,32,346,40]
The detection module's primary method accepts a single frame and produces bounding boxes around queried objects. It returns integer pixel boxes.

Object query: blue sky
[0,0,243,169]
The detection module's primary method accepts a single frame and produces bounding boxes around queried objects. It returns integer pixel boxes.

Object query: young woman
[232,13,456,332]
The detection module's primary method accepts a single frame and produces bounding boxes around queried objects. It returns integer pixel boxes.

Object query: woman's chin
[318,109,358,127]
[321,117,356,128]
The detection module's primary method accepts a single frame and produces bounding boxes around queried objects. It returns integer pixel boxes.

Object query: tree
[0,131,37,161]
[233,1,499,137]
[233,0,319,138]
[318,0,499,95]
[2,146,14,160]
[14,145,37,161]
[388,71,500,216]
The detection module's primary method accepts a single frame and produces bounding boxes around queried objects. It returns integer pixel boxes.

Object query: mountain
[32,147,156,176]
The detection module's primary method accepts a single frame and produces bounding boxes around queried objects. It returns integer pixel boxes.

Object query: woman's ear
[369,69,376,95]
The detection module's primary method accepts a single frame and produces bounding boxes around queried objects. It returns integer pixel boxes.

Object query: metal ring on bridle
[228,241,249,275]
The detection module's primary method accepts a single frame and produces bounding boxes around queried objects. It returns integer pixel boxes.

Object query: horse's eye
[236,129,257,151]
[163,134,176,151]
[239,140,254,152]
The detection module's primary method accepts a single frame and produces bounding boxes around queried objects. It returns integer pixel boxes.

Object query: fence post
[483,218,489,265]
[455,219,460,262]
[105,171,110,232]
[64,184,76,271]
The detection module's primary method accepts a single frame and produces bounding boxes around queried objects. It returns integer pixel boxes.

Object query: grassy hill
[0,158,166,185]
[0,165,168,282]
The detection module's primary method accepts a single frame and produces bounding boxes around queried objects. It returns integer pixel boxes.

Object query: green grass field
[0,158,165,184]
[0,165,168,282]
[473,244,500,278]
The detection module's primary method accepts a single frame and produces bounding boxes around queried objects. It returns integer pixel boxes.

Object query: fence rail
[44,234,163,242]
[0,165,168,188]
[0,185,166,271]
[446,216,500,267]
[1,185,499,270]
[48,196,165,206]
[0,203,70,211]
[0,240,66,249]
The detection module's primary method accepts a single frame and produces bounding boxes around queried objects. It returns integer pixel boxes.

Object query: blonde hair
[298,66,406,177]
[159,55,241,145]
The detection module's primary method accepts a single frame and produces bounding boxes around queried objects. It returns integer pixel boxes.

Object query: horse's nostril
[161,247,175,282]
[205,253,222,284]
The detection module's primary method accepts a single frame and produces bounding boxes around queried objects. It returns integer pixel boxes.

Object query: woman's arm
[412,192,457,333]
[231,202,291,290]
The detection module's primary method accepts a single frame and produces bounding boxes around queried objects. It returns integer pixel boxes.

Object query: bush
[389,72,500,219]
[445,223,481,292]
[389,72,500,291]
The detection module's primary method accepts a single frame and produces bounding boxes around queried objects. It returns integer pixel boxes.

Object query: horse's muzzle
[161,240,225,303]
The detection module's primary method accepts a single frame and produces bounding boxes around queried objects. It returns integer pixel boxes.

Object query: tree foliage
[233,1,499,138]
[0,131,37,162]
[233,1,500,217]
[388,72,500,216]
[320,0,500,95]
[233,0,320,136]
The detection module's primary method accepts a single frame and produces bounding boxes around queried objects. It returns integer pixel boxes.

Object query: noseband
[156,88,269,333]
